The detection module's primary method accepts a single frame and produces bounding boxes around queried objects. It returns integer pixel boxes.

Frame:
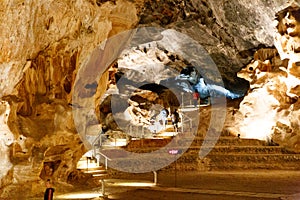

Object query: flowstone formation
[0,0,138,198]
[236,3,300,152]
[0,101,14,182]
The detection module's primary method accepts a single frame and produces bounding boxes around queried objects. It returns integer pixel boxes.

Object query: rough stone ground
[31,170,300,200]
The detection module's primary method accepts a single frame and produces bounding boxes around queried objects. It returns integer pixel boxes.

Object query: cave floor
[34,170,300,200]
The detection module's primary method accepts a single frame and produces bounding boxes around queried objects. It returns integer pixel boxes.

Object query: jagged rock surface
[0,0,299,198]
[235,3,300,152]
[0,0,138,198]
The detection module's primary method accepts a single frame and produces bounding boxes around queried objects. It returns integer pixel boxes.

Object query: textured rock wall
[139,0,294,92]
[0,0,138,198]
[0,0,138,98]
[0,101,14,184]
[0,0,300,197]
[235,3,300,152]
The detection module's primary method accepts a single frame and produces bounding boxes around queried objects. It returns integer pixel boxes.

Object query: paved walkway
[147,186,285,199]
[52,170,300,200]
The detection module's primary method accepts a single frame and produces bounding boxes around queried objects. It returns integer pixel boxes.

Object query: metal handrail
[92,133,101,157]
[92,131,111,170]
[181,92,194,107]
[180,112,193,133]
[97,151,112,170]
[128,123,148,138]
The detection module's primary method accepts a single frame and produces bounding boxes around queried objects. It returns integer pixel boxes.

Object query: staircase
[196,136,300,170]
[76,156,108,178]
[76,132,116,187]
[78,104,300,176]
[120,135,300,171]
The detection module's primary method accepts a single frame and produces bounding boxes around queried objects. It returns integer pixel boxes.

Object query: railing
[92,132,111,170]
[180,112,193,133]
[181,92,193,107]
[97,151,111,170]
[92,133,102,157]
[128,123,147,138]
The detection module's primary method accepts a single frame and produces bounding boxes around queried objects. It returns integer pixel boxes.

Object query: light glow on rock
[238,88,279,140]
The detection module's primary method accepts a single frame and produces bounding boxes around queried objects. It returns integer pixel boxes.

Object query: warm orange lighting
[55,192,102,199]
[156,131,178,137]
[106,139,128,147]
[239,87,279,140]
[76,151,99,170]
[108,181,155,187]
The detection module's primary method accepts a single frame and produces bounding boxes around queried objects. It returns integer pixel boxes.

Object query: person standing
[160,108,169,129]
[171,109,180,132]
[44,179,55,200]
[193,90,200,107]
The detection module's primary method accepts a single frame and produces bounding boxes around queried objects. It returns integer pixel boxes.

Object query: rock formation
[236,3,300,152]
[0,0,138,198]
[0,0,299,198]
[0,101,14,183]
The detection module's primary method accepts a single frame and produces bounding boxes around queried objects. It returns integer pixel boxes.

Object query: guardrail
[97,151,111,170]
[128,123,147,138]
[92,132,111,170]
[180,112,193,133]
[181,92,194,107]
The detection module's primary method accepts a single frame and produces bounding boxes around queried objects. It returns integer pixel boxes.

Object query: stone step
[101,145,293,160]
[125,138,172,149]
[175,153,300,165]
[79,165,108,178]
[77,157,99,169]
[208,162,300,170]
[164,159,300,171]
[204,154,300,171]
[100,148,300,172]
[125,136,267,149]
[207,154,300,163]
[122,145,288,155]
[81,168,106,174]
[98,135,300,172]
[188,137,267,146]
[199,146,288,155]
[92,173,109,177]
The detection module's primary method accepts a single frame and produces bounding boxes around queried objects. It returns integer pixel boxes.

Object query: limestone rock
[1,0,300,197]
[0,101,14,186]
[236,3,300,152]
[0,0,138,198]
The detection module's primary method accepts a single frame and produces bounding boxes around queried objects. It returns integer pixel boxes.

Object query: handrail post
[105,157,108,170]
[100,133,102,147]
[92,131,102,158]
[153,171,157,185]
[129,124,133,137]
[181,113,184,133]
[93,144,96,159]
[101,179,105,197]
[86,157,89,172]
[97,154,101,166]
[142,125,144,138]
[181,92,184,107]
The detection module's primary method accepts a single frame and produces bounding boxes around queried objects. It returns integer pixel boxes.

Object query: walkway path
[51,170,300,200]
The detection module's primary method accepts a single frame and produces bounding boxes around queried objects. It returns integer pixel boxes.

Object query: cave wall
[235,3,300,152]
[138,0,294,92]
[0,0,299,198]
[0,0,138,198]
